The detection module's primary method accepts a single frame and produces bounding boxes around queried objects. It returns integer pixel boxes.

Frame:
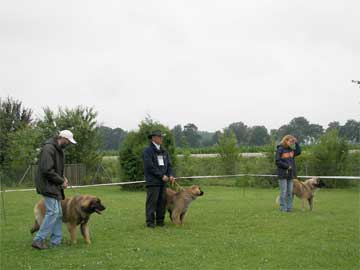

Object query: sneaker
[31,241,48,250]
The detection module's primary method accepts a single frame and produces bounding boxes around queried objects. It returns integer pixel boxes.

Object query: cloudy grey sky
[1,0,359,131]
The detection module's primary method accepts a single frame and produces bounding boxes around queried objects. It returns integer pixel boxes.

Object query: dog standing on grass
[276,177,325,211]
[166,185,204,225]
[31,195,106,244]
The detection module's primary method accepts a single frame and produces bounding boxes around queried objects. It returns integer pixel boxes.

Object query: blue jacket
[275,142,301,180]
[142,143,174,187]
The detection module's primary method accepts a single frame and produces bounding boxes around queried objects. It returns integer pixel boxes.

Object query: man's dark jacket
[142,143,173,187]
[35,138,65,200]
[275,142,301,180]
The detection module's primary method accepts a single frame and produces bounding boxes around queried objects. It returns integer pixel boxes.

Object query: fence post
[0,174,7,224]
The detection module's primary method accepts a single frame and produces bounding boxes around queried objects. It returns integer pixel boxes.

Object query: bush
[217,130,239,174]
[308,130,350,188]
[5,126,42,184]
[119,118,176,189]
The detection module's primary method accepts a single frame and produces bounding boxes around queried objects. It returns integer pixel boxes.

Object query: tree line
[1,96,359,186]
[99,117,359,151]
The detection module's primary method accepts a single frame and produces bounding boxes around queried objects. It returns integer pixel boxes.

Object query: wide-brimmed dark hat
[148,130,166,139]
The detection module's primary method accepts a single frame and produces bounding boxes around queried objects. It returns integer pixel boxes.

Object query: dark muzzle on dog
[84,199,106,214]
[315,180,326,188]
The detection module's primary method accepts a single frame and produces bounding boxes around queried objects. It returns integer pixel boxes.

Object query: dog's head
[81,195,106,215]
[189,185,204,197]
[308,177,326,189]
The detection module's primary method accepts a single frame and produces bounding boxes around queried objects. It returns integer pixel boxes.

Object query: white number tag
[157,155,165,166]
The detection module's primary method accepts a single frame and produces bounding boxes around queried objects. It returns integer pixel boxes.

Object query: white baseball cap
[59,130,77,144]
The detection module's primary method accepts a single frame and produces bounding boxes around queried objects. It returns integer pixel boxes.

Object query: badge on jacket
[157,155,165,166]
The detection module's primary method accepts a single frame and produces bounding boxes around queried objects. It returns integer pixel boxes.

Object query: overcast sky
[1,0,359,132]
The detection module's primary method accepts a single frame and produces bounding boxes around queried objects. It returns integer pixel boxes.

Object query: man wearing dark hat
[142,130,175,228]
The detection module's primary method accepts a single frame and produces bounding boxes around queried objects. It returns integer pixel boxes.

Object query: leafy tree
[37,106,102,170]
[308,124,324,144]
[326,121,341,132]
[198,131,215,147]
[217,130,239,174]
[183,123,201,148]
[228,122,248,145]
[97,126,127,150]
[340,120,360,143]
[276,117,323,144]
[172,124,187,148]
[36,107,58,139]
[247,126,270,146]
[0,97,33,171]
[7,126,42,178]
[119,117,176,184]
[211,130,222,145]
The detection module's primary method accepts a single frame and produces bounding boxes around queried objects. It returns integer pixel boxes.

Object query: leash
[172,179,184,191]
[65,177,81,195]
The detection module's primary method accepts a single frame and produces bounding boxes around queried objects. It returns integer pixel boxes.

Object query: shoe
[31,241,48,250]
[50,243,61,248]
[146,223,155,228]
[156,221,165,227]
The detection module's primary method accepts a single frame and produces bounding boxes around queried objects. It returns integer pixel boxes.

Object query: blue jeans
[33,196,63,245]
[279,179,293,211]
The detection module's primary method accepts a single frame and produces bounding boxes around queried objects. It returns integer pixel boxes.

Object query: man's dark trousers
[146,185,166,226]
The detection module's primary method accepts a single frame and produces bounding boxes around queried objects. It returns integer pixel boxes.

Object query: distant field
[0,186,359,270]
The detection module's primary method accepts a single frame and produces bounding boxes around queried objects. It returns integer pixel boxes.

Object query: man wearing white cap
[32,130,76,250]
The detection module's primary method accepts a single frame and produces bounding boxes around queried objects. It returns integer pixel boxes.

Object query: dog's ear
[191,185,203,196]
[79,196,93,209]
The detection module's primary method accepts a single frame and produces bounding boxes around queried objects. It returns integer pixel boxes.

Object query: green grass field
[0,186,359,270]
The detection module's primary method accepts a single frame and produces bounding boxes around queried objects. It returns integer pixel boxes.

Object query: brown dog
[166,185,204,225]
[293,178,325,211]
[30,195,106,244]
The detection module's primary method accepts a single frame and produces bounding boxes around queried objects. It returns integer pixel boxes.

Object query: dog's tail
[30,201,44,234]
[30,220,40,234]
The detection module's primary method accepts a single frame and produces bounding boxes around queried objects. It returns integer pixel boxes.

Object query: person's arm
[275,148,290,169]
[143,149,164,178]
[294,142,301,157]
[39,145,64,185]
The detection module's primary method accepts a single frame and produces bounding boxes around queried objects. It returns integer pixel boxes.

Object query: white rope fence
[1,174,359,193]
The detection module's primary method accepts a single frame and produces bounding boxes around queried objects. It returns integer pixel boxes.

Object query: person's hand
[287,166,292,171]
[169,176,175,185]
[63,177,69,189]
[162,175,169,182]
